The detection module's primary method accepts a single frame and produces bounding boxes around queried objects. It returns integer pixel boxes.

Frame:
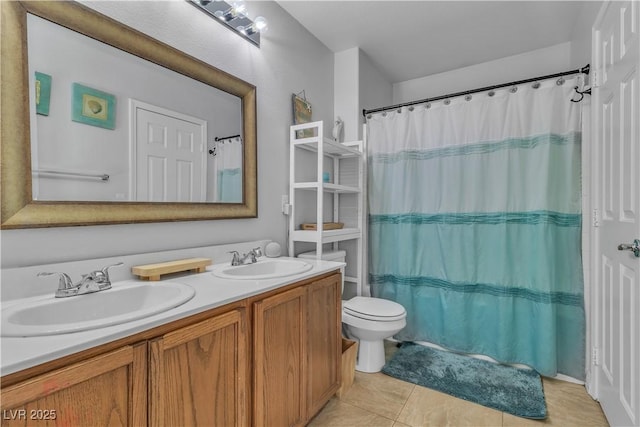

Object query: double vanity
[1,245,344,426]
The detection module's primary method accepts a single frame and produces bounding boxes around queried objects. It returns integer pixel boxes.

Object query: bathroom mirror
[1,1,257,228]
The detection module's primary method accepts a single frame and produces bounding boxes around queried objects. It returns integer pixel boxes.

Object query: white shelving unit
[288,121,364,295]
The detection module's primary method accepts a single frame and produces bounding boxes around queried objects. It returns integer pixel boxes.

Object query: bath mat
[382,342,547,419]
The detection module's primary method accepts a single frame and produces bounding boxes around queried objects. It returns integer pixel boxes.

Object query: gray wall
[1,1,334,268]
[570,1,604,70]
[359,50,393,136]
[392,42,574,104]
[392,1,603,105]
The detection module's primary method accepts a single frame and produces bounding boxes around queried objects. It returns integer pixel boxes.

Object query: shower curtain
[215,136,242,202]
[367,77,585,379]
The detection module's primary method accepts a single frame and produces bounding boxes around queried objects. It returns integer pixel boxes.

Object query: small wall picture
[292,94,314,138]
[35,72,52,116]
[72,83,116,129]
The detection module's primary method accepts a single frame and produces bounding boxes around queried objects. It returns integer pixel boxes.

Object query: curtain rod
[214,134,241,142]
[362,64,590,118]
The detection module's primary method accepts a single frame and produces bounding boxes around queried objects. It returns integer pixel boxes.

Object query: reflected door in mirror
[133,102,206,202]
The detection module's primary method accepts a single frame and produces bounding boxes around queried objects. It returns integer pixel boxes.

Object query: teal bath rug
[382,342,547,419]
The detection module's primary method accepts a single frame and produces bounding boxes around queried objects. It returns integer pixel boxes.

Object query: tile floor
[309,342,609,427]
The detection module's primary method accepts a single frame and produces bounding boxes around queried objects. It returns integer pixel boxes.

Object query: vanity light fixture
[238,16,268,36]
[214,1,248,22]
[189,0,268,47]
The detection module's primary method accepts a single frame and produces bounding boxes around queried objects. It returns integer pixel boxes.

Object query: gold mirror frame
[0,1,257,229]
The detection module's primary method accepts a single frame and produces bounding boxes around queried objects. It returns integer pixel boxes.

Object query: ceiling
[276,1,587,83]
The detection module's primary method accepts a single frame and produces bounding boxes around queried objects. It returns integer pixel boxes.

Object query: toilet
[342,296,406,373]
[297,250,407,373]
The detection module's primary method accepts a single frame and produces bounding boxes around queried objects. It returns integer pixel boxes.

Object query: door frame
[128,99,208,201]
[586,0,606,400]
[583,80,596,397]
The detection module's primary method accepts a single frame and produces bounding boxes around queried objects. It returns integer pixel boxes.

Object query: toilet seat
[343,296,406,322]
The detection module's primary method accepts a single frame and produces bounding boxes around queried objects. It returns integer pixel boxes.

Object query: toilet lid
[343,296,406,321]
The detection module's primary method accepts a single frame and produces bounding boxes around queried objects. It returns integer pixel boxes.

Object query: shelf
[289,120,364,297]
[292,137,362,158]
[293,182,360,193]
[291,228,361,243]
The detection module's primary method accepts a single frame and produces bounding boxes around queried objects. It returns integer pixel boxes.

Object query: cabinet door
[1,344,147,426]
[253,286,307,427]
[307,274,342,418]
[149,309,248,427]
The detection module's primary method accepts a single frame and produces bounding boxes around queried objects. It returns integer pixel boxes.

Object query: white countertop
[0,258,343,376]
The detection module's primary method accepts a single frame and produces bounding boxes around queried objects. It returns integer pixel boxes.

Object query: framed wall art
[72,83,116,129]
[35,72,52,116]
[292,93,314,138]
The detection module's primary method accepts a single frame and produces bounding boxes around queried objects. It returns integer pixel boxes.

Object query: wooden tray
[300,222,344,230]
[132,258,212,281]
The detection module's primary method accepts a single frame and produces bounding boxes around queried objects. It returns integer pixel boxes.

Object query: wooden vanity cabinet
[0,343,147,426]
[149,308,249,427]
[253,285,308,426]
[253,273,342,426]
[0,307,247,427]
[306,274,342,418]
[1,271,341,427]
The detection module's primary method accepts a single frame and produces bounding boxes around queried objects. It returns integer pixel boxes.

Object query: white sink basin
[210,259,313,280]
[1,280,195,337]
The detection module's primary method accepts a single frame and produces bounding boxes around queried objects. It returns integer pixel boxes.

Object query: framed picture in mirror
[72,83,116,130]
[35,71,51,116]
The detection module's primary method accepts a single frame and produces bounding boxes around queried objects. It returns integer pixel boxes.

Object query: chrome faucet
[38,262,124,298]
[229,247,263,266]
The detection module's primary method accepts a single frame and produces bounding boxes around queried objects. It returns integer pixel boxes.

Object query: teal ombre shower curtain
[215,136,242,202]
[367,77,585,379]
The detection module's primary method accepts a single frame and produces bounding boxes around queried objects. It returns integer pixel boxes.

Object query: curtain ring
[382,112,387,117]
[488,90,495,97]
[556,77,565,86]
[531,82,541,89]
[509,86,518,93]
[443,99,451,105]
[425,103,431,109]
[464,95,472,101]
[397,108,402,113]
[367,114,372,119]
[408,106,414,112]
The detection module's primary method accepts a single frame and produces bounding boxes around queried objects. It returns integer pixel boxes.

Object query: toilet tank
[297,250,346,291]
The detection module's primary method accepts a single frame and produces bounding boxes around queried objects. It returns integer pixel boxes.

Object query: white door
[593,2,640,426]
[131,100,207,202]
